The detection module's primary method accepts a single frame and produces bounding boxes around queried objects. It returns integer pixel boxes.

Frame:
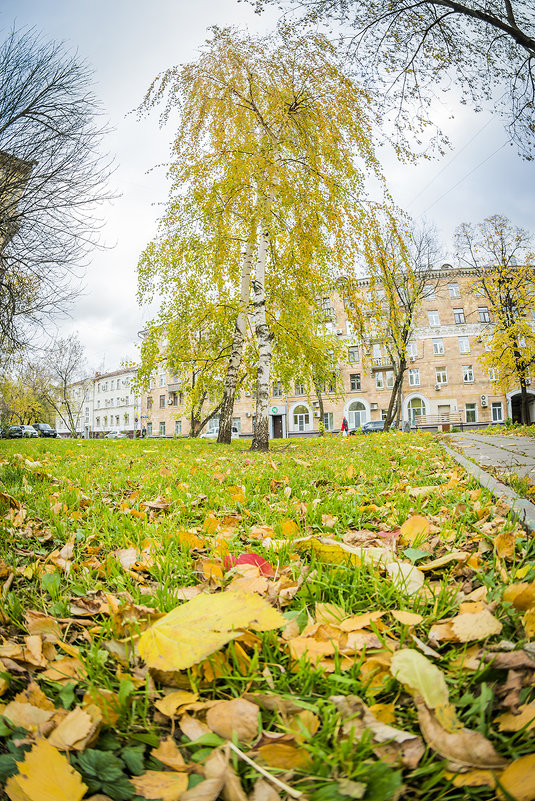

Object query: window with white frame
[323,412,334,431]
[489,368,499,381]
[376,371,384,389]
[492,402,503,422]
[386,370,395,388]
[462,364,474,383]
[348,346,359,363]
[478,306,491,323]
[409,368,420,386]
[293,404,310,432]
[350,373,361,391]
[423,285,435,299]
[458,336,470,354]
[175,420,182,435]
[428,310,440,326]
[435,367,448,385]
[465,403,477,423]
[453,308,466,324]
[433,338,445,355]
[448,283,461,298]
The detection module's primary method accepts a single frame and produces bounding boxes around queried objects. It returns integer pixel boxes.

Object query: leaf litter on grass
[0,434,535,799]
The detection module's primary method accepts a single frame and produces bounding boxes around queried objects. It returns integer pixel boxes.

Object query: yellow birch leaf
[138,591,285,671]
[391,649,449,709]
[131,770,188,801]
[5,738,87,801]
[497,753,535,800]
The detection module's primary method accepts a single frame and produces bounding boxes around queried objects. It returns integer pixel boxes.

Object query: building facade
[140,265,535,438]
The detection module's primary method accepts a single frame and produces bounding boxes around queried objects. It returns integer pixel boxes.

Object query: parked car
[32,423,58,438]
[22,425,38,438]
[105,431,128,439]
[6,425,23,438]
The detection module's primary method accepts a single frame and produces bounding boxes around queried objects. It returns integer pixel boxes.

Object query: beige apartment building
[141,265,535,438]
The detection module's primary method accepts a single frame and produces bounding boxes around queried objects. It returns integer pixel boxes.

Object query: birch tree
[137,26,389,450]
[456,215,535,423]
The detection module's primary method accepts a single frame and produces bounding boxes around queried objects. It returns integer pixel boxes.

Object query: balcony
[371,357,394,369]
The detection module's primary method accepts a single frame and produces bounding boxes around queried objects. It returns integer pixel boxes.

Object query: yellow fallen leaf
[497,753,535,800]
[138,591,285,671]
[206,698,259,742]
[5,738,87,801]
[399,515,431,544]
[131,770,188,801]
[391,649,449,709]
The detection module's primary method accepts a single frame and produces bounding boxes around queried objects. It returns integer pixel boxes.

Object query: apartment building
[56,367,140,437]
[140,265,535,438]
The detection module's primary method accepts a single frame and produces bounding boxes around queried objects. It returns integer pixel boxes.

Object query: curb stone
[440,441,535,535]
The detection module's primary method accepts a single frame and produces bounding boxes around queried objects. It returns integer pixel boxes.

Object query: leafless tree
[251,1,535,159]
[0,28,113,363]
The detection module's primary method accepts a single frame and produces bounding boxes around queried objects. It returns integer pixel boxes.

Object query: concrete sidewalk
[443,432,535,533]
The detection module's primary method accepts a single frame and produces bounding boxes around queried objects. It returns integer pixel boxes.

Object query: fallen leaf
[5,738,87,801]
[138,591,285,671]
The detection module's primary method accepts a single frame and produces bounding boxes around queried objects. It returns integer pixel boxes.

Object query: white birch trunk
[217,241,254,444]
[250,224,271,451]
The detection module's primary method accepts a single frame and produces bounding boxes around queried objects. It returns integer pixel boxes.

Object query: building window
[478,306,491,323]
[376,372,384,389]
[294,381,305,396]
[448,283,461,298]
[350,373,361,391]
[159,422,166,436]
[433,338,445,355]
[492,402,503,422]
[386,370,394,388]
[348,346,359,363]
[407,397,426,425]
[159,395,165,408]
[463,364,474,383]
[428,310,440,326]
[232,417,241,433]
[435,367,448,385]
[293,404,310,432]
[273,381,282,397]
[423,285,435,300]
[175,420,182,435]
[453,308,466,324]
[323,412,334,431]
[147,397,153,410]
[409,368,420,386]
[465,403,477,423]
[489,368,499,381]
[458,336,470,354]
[407,341,417,358]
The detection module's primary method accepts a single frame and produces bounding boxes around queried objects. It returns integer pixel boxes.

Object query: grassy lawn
[0,433,534,801]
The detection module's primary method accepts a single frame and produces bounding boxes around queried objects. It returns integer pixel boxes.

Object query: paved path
[447,432,535,479]
[443,432,535,533]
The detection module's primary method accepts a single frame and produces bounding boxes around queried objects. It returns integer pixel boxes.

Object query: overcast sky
[2,1,534,371]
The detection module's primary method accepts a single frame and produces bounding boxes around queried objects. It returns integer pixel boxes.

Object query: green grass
[0,433,533,800]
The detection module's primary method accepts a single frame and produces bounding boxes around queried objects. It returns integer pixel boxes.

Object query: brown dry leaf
[497,753,535,800]
[155,691,199,718]
[399,515,431,544]
[256,742,310,771]
[495,702,535,732]
[416,699,508,770]
[47,707,93,750]
[130,771,188,801]
[5,738,87,801]
[206,698,259,742]
[151,737,187,771]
